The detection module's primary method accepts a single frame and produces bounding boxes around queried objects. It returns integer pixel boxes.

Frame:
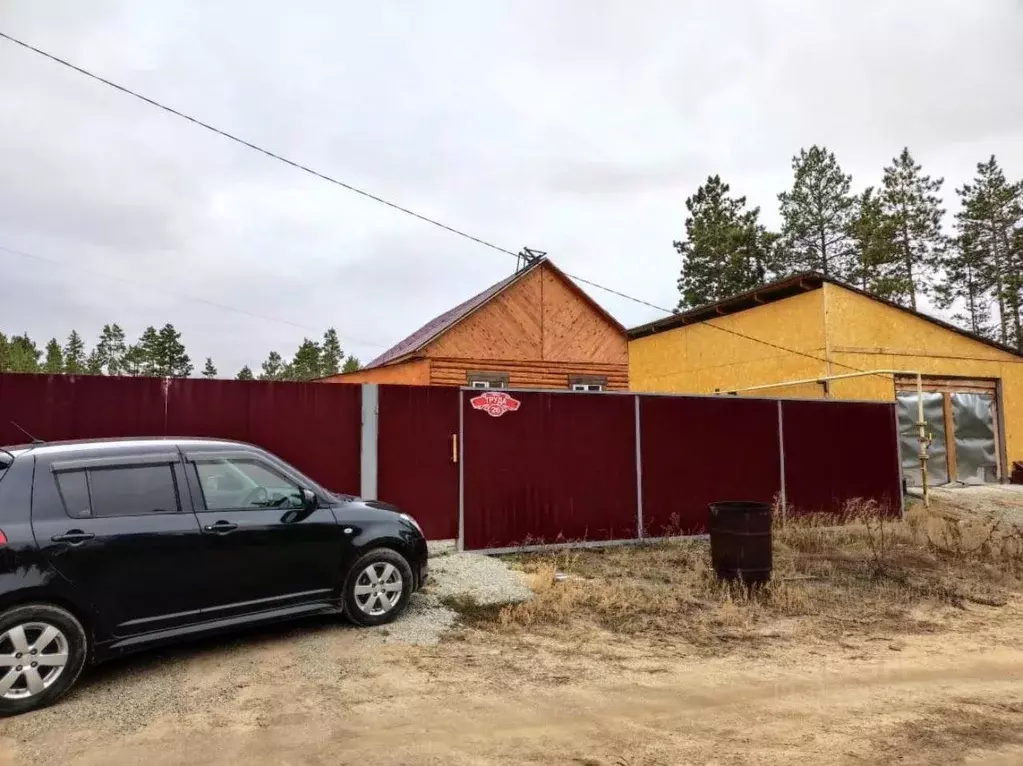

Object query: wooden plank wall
[429,358,629,390]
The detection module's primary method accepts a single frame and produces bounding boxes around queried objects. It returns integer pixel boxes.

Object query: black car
[0,437,428,716]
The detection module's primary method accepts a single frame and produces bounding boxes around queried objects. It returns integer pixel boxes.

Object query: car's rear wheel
[0,604,87,716]
[343,548,413,627]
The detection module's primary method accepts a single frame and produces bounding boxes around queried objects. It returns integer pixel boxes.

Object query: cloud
[1,0,1022,376]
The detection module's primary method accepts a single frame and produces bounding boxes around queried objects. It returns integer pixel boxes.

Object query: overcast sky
[2,1,1023,375]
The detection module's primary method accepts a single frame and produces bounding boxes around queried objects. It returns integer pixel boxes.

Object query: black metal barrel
[708,501,773,585]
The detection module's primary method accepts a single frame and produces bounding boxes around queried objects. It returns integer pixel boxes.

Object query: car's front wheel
[0,604,88,716]
[343,548,413,627]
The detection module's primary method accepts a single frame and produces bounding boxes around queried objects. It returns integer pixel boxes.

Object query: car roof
[1,437,255,460]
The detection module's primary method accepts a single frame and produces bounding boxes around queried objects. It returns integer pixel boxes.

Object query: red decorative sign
[470,391,521,418]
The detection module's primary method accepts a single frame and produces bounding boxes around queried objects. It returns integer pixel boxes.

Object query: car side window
[193,458,303,511]
[86,465,180,517]
[55,470,91,519]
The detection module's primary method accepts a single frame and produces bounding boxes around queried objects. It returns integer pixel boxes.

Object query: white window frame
[571,382,604,392]
[467,372,508,389]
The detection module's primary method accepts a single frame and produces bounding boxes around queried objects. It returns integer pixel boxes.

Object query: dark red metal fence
[781,400,901,517]
[377,385,459,540]
[0,374,361,495]
[1,374,903,547]
[639,396,781,537]
[461,390,638,550]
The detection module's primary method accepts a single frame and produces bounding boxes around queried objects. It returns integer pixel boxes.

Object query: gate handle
[451,434,458,464]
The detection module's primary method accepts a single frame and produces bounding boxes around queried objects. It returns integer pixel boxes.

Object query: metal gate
[459,389,638,551]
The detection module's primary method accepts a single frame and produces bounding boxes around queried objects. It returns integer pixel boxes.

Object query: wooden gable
[424,261,627,364]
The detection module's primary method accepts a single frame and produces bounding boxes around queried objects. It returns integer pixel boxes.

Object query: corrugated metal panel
[639,396,781,536]
[377,385,459,540]
[164,379,362,495]
[0,374,361,496]
[462,390,637,550]
[782,400,901,516]
[167,379,362,494]
[0,374,167,443]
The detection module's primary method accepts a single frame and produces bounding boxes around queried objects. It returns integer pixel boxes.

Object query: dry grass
[446,498,1023,646]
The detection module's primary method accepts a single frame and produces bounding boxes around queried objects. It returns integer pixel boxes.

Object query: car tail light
[0,530,7,545]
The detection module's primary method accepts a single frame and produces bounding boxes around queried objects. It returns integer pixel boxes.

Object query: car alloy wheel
[0,622,70,700]
[353,562,404,617]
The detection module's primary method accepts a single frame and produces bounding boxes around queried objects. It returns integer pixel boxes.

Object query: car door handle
[51,531,95,545]
[203,520,238,534]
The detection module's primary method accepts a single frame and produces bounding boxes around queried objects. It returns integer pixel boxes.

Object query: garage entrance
[896,376,1004,486]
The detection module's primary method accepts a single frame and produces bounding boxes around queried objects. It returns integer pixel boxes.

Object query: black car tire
[0,604,88,717]
[343,548,414,627]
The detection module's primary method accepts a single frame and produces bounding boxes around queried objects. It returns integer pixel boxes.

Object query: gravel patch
[378,592,457,646]
[381,542,534,644]
[427,551,533,606]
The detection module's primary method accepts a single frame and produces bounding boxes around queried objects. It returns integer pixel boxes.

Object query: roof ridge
[365,260,543,369]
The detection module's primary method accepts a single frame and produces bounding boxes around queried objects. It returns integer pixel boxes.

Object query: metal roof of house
[627,271,1023,359]
[365,257,626,369]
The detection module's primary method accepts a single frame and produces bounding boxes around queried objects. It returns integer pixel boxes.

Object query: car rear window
[87,465,179,516]
[55,470,91,518]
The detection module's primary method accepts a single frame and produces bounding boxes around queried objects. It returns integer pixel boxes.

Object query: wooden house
[324,257,629,391]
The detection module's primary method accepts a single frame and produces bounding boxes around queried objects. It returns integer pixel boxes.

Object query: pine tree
[0,332,8,372]
[202,358,218,379]
[85,349,104,375]
[288,339,323,381]
[236,365,254,381]
[848,187,902,298]
[137,327,161,376]
[342,355,361,373]
[675,175,777,309]
[6,334,41,373]
[934,231,995,338]
[259,351,286,381]
[950,156,1023,348]
[777,146,857,278]
[147,324,192,377]
[880,148,947,309]
[43,338,64,373]
[96,324,127,376]
[321,328,343,376]
[63,331,86,374]
[1012,228,1023,348]
[121,345,146,377]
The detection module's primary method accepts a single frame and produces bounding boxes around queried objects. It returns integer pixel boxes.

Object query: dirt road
[2,600,1022,765]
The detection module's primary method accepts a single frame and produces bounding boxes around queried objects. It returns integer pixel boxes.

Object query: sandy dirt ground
[919,484,1023,524]
[0,599,1021,766]
[3,490,1023,766]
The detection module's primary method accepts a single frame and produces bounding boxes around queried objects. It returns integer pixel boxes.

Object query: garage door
[896,377,1002,485]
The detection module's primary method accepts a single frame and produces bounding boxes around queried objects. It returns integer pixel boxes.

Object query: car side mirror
[300,488,318,511]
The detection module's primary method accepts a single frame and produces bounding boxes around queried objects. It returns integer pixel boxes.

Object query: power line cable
[0,29,673,315]
[0,30,891,378]
[0,243,390,349]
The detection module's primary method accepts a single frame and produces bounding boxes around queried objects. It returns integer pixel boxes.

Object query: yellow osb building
[628,273,1023,485]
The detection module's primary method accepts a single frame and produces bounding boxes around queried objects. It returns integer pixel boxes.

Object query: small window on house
[466,372,508,389]
[569,376,607,393]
